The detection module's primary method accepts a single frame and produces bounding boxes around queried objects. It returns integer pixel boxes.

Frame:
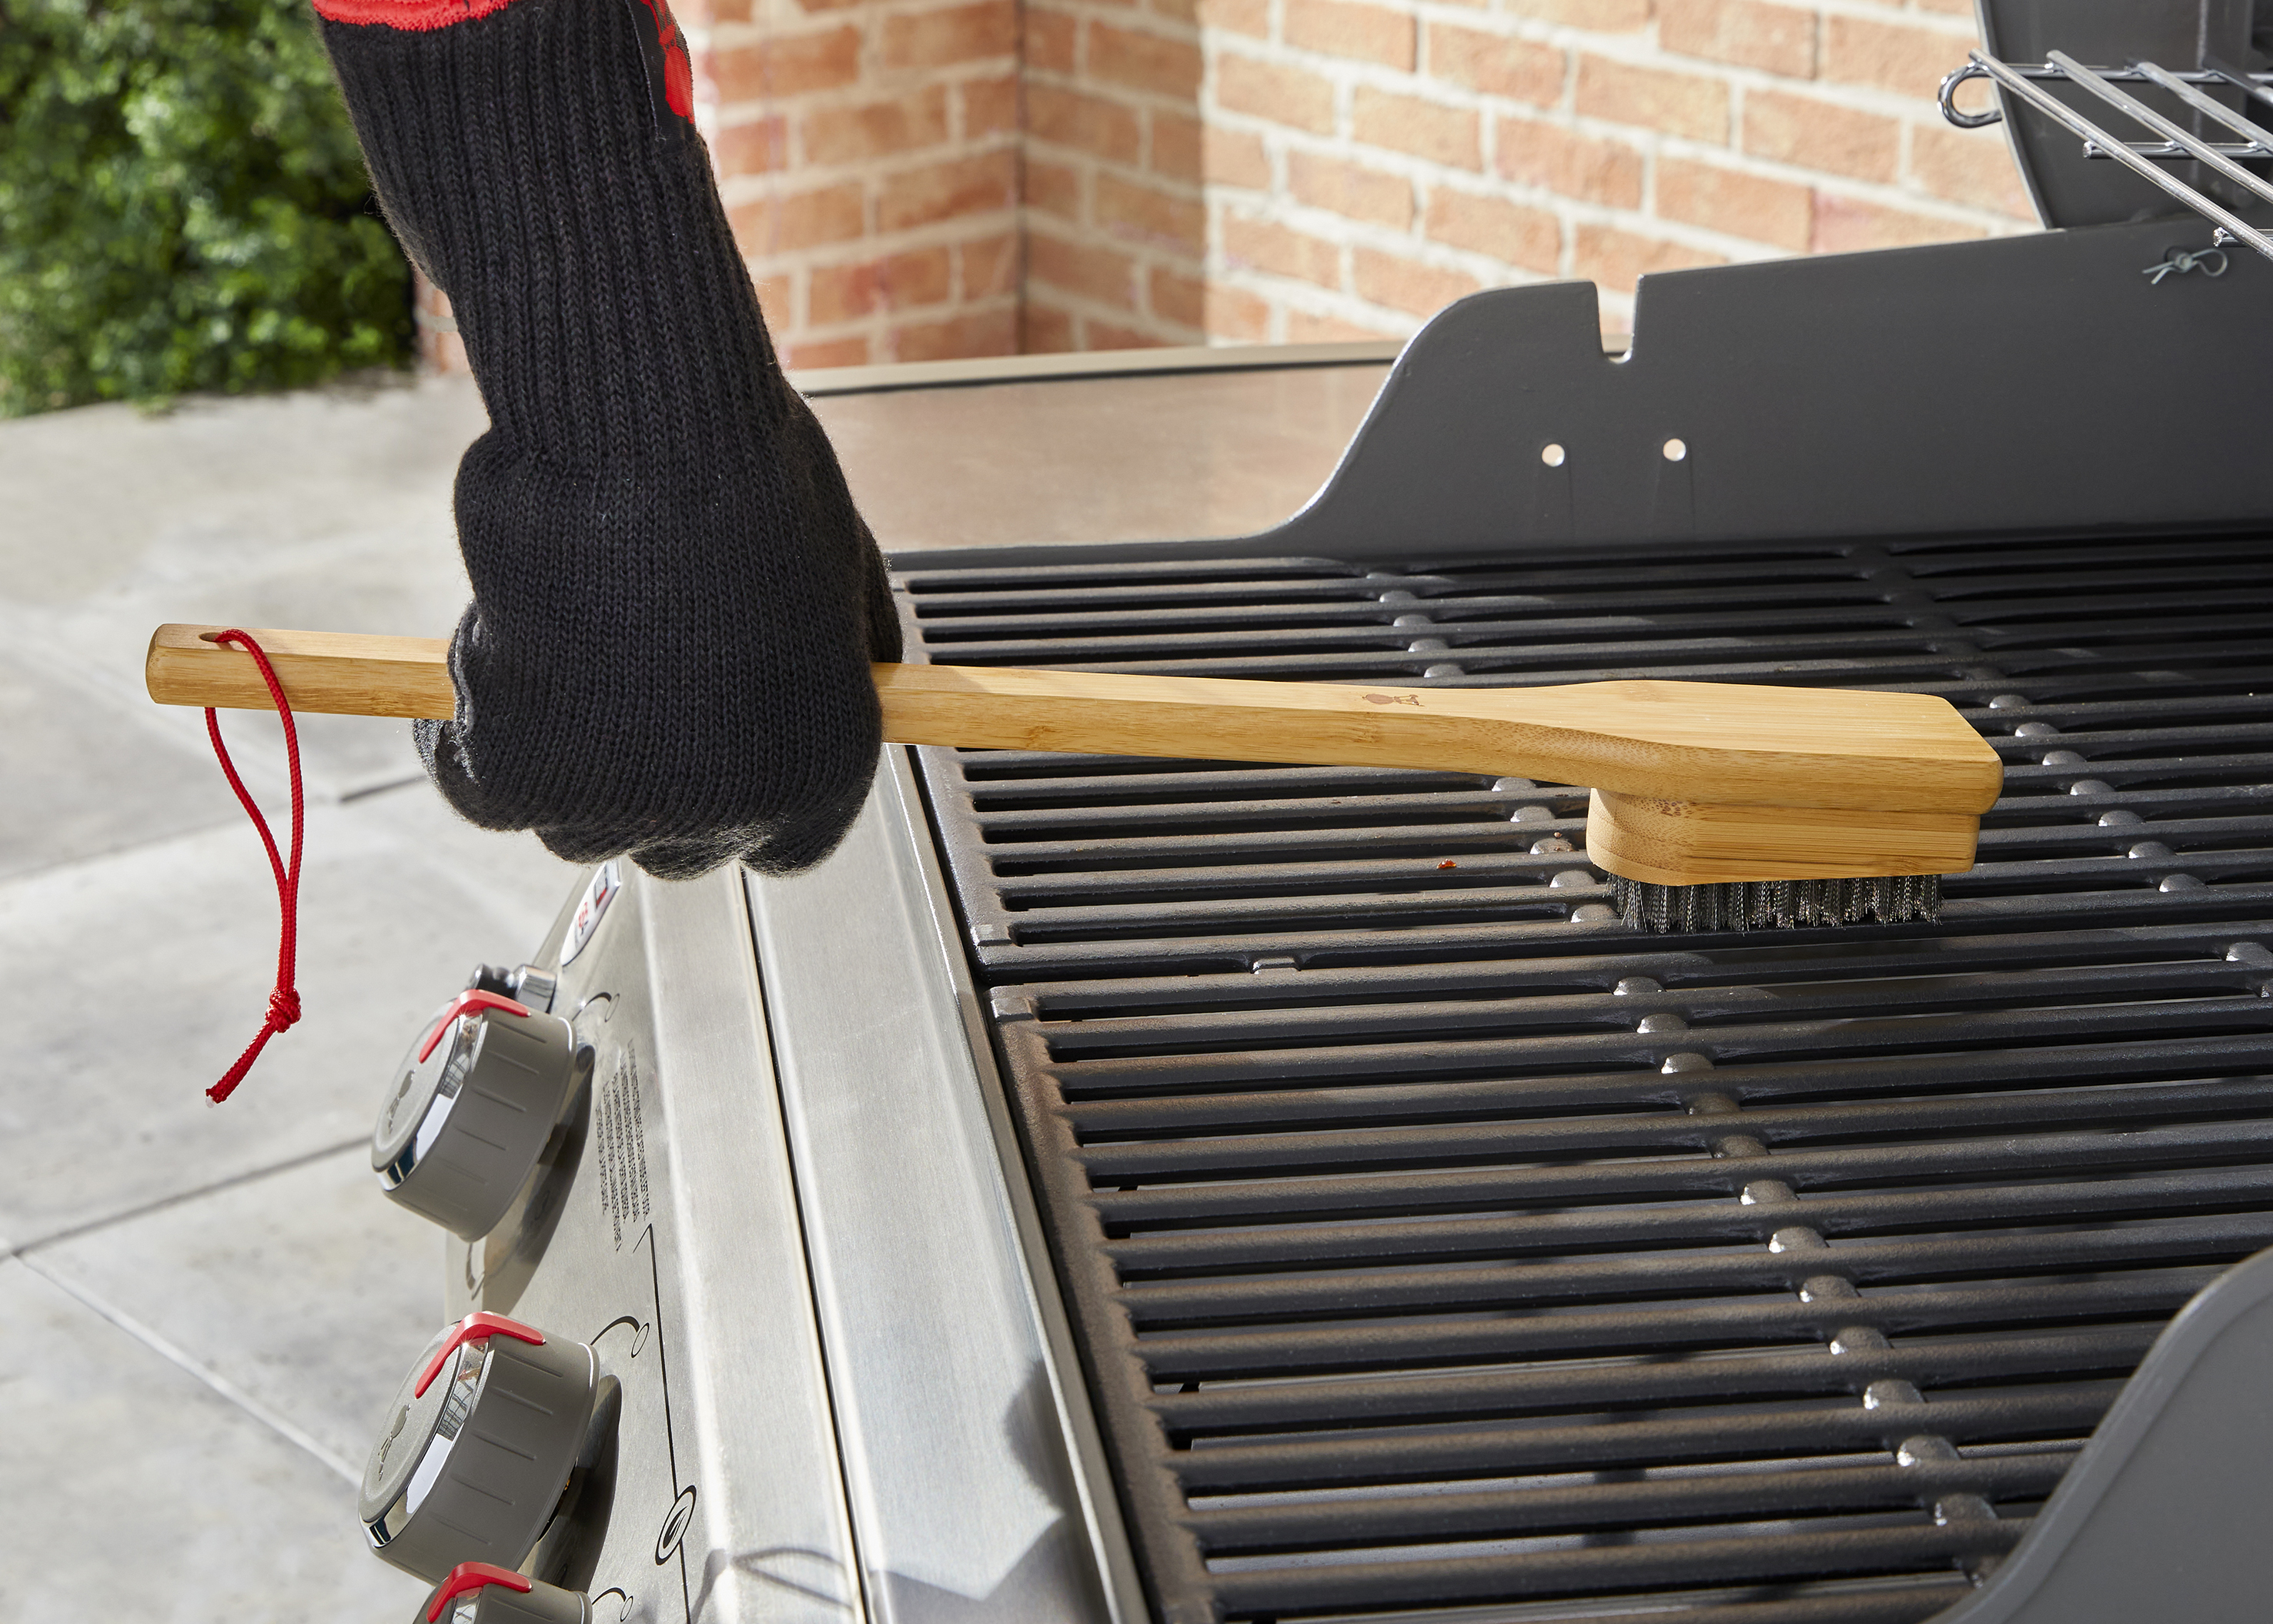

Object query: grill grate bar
[1169,1388,2114,1493]
[1189,1455,2072,1555]
[1040,960,2265,1052]
[1076,1109,2273,1190]
[1152,1333,2155,1438]
[1202,1522,2023,1617]
[1452,1593,1974,1624]
[1075,1074,2273,1154]
[951,888,2273,977]
[1131,1272,2216,1382]
[1102,1167,2273,1275]
[1048,1016,2273,1105]
[1021,918,2272,1014]
[1119,1215,2273,1328]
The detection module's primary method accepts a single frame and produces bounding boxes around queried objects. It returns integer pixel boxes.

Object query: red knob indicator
[414,1312,547,1398]
[361,1316,600,1582]
[416,989,532,1064]
[426,1562,533,1622]
[375,985,578,1241]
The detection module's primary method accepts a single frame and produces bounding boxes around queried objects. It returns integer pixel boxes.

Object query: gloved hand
[316,0,902,880]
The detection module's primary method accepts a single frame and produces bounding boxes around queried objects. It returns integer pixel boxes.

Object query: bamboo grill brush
[146,625,2004,933]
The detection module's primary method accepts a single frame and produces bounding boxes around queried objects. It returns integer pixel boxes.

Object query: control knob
[362,1312,600,1582]
[375,979,579,1240]
[417,1563,590,1623]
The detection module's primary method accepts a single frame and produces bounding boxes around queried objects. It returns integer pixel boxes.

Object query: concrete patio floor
[1,376,576,1621]
[0,357,1385,1619]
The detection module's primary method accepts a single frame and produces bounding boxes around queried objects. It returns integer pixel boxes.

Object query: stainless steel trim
[638,872,867,1623]
[741,757,1135,1624]
[794,332,1636,399]
[791,339,1405,399]
[881,747,1151,1624]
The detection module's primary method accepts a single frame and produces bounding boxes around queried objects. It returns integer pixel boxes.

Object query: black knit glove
[316,0,902,880]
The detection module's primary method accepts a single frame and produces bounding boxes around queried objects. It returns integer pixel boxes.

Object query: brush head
[1610,873,1944,934]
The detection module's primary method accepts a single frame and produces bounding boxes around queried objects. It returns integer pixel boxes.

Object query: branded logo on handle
[560,860,623,967]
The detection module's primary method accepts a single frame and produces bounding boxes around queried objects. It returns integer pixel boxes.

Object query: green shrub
[0,0,410,416]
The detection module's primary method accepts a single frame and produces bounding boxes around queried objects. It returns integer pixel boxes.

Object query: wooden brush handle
[144,623,2002,816]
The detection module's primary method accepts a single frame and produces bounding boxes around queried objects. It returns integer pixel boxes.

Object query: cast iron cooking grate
[895,534,2273,1624]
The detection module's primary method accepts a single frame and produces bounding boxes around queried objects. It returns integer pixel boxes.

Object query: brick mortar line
[740,239,1027,292]
[1208,263,1440,332]
[1035,5,1202,46]
[1803,0,1985,28]
[1202,22,1987,103]
[768,217,1026,252]
[711,134,1022,168]
[702,79,1018,115]
[1031,0,1198,26]
[1224,253,1568,312]
[708,69,1021,120]
[793,297,1025,351]
[1202,34,1987,137]
[1025,280,1201,331]
[1387,1,1983,48]
[734,254,1022,312]
[715,168,1019,212]
[1214,190,1793,282]
[1023,140,1208,197]
[1025,67,1210,114]
[1209,102,2024,220]
[1213,192,1781,279]
[731,246,1018,299]
[701,9,1026,45]
[1028,217,1204,265]
[1198,104,2032,237]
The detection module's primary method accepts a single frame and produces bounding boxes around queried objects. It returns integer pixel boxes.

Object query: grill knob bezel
[373,990,581,1241]
[361,1315,599,1584]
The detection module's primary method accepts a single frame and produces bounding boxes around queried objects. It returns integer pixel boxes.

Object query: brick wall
[680,0,1023,365]
[417,0,1025,373]
[1021,0,1224,347]
[1182,0,2037,345]
[415,0,2038,369]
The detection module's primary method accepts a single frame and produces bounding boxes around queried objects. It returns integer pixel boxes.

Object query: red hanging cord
[202,630,305,1103]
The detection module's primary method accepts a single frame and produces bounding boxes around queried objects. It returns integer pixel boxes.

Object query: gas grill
[349,150,2273,1624]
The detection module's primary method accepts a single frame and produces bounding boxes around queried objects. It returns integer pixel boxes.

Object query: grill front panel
[897,534,2273,1624]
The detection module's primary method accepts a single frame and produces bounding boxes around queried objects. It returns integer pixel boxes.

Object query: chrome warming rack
[1942,52,2273,262]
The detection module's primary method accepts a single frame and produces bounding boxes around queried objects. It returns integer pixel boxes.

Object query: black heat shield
[923,215,2273,572]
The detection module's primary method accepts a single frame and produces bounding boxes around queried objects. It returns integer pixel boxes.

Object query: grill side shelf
[898,535,2273,1624]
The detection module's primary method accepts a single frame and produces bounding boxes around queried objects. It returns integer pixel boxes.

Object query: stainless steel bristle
[1609,874,1944,934]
